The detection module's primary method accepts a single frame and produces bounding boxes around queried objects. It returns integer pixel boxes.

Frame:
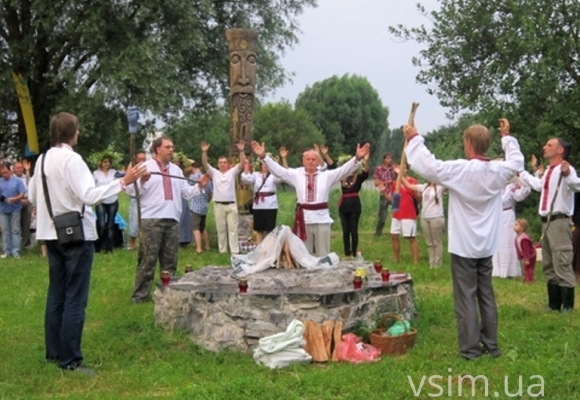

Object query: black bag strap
[255,172,270,194]
[40,149,84,221]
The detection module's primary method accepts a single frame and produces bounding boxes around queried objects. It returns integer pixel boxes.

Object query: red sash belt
[292,202,329,241]
[254,192,275,204]
[338,192,359,207]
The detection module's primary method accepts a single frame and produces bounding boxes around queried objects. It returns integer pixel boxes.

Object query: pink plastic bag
[337,333,381,363]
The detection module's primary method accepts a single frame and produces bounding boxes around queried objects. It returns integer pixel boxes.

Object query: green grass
[1,189,579,399]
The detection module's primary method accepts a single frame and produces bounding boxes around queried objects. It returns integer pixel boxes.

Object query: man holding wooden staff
[403,117,523,360]
[127,136,210,304]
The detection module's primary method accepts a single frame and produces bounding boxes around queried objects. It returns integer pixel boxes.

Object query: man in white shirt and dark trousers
[519,138,580,313]
[201,140,246,254]
[28,112,146,375]
[403,118,524,360]
[251,141,370,257]
[127,137,210,303]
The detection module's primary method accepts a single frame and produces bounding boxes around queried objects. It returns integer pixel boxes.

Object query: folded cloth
[253,319,312,369]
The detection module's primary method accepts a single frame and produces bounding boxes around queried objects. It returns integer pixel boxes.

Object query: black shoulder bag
[41,151,86,245]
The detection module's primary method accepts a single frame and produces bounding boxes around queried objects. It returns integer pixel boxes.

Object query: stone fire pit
[153,262,416,353]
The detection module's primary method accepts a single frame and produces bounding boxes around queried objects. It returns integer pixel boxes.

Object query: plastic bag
[337,333,381,363]
[387,320,411,337]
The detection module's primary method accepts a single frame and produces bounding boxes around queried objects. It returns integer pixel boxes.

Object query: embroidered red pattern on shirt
[541,164,558,212]
[155,160,173,201]
[306,174,316,202]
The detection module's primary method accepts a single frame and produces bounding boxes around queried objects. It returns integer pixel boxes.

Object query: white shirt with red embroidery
[519,164,580,217]
[262,155,361,224]
[125,159,201,221]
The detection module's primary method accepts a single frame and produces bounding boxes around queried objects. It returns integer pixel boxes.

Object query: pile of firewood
[275,239,300,269]
[302,320,343,362]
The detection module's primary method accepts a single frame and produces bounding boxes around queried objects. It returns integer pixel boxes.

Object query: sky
[264,0,452,133]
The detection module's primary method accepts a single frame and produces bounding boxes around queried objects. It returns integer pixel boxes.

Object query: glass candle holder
[161,270,170,286]
[238,278,248,293]
[353,276,363,289]
[381,269,390,282]
[373,261,383,273]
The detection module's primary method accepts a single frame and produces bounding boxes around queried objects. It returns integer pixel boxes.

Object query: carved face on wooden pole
[229,47,257,96]
[226,29,259,215]
[226,29,259,155]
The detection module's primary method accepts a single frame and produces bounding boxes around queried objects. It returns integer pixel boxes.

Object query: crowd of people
[3,110,580,372]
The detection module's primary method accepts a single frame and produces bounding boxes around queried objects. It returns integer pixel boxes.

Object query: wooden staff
[391,102,419,211]
[150,171,202,183]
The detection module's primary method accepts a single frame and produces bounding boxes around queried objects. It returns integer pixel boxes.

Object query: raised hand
[313,143,320,154]
[530,154,538,169]
[251,141,266,158]
[355,143,371,160]
[237,140,245,152]
[402,124,418,139]
[320,145,328,155]
[200,141,210,152]
[279,146,288,159]
[22,159,31,172]
[498,118,510,135]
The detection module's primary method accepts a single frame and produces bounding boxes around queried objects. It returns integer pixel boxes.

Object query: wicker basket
[369,314,417,355]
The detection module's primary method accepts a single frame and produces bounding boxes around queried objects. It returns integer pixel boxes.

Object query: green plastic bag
[387,320,411,337]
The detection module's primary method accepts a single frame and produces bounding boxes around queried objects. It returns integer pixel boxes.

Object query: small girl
[514,218,536,282]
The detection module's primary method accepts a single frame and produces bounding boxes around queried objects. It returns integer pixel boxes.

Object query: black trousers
[339,210,361,257]
[96,201,119,252]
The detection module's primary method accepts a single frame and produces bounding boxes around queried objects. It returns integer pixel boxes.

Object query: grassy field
[1,188,578,399]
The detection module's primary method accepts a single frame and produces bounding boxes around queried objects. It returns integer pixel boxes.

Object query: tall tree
[0,0,316,156]
[253,100,325,167]
[390,0,580,164]
[295,74,389,157]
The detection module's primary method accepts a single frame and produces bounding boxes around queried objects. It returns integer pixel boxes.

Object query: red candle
[161,271,170,286]
[374,261,383,273]
[353,276,363,289]
[381,269,390,282]
[239,278,248,293]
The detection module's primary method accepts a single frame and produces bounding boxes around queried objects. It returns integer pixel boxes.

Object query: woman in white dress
[492,179,531,277]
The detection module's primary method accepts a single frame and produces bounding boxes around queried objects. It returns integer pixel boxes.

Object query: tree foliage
[390,0,580,165]
[0,0,316,157]
[253,100,325,167]
[295,74,389,160]
[163,107,230,166]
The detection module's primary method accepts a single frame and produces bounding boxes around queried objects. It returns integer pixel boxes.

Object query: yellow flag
[11,71,39,154]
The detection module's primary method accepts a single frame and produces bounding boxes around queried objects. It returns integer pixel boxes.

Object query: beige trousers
[214,203,239,254]
[304,223,332,257]
[421,216,445,267]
